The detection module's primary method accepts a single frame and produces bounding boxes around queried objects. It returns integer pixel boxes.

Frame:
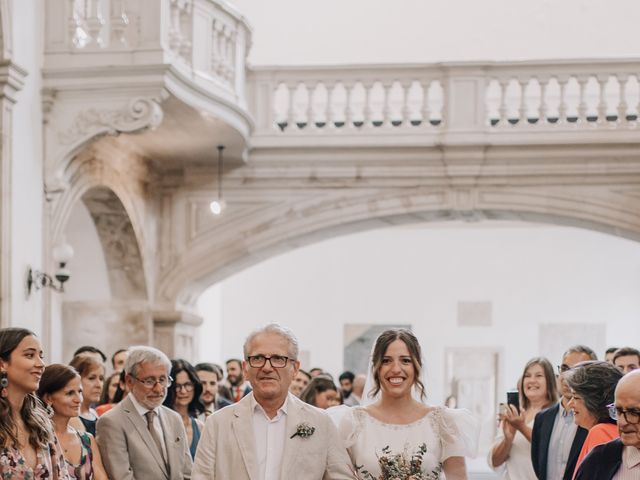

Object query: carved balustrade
[45,0,251,105]
[249,60,640,141]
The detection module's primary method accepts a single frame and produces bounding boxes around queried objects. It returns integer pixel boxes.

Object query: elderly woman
[69,355,105,436]
[490,357,558,479]
[565,360,623,476]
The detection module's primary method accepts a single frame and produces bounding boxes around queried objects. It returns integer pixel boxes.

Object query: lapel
[122,396,170,479]
[159,408,175,478]
[232,395,258,480]
[538,403,558,475]
[565,425,588,480]
[280,395,305,479]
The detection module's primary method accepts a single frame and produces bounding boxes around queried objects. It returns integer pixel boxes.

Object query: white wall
[197,222,640,404]
[232,0,640,65]
[64,200,111,302]
[9,1,44,331]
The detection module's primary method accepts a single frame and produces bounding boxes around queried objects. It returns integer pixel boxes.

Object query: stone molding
[156,178,640,308]
[57,97,163,146]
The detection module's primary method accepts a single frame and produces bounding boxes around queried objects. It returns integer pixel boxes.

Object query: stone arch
[158,183,640,308]
[51,142,153,299]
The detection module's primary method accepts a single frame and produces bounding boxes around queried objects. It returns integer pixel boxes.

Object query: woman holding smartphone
[489,357,558,479]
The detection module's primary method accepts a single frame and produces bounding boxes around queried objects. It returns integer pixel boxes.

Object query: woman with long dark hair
[337,329,478,479]
[37,364,108,480]
[163,359,204,459]
[0,327,67,479]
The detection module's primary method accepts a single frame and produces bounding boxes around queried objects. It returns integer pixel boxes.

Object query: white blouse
[338,406,478,479]
[488,419,537,480]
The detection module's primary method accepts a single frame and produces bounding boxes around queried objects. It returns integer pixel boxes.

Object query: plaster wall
[197,222,640,405]
[64,200,111,302]
[9,1,44,330]
[233,0,640,65]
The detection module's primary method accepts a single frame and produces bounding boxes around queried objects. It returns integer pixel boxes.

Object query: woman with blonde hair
[489,357,558,479]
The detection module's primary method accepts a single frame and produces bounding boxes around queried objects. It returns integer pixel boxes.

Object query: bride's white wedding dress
[338,406,478,479]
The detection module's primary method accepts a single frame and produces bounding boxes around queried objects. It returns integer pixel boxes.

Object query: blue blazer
[531,403,588,480]
[574,438,623,480]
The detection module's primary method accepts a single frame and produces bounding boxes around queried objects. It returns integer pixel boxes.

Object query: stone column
[0,60,27,326]
[153,309,203,361]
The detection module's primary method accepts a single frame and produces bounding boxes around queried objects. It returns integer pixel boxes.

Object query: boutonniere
[290,422,316,439]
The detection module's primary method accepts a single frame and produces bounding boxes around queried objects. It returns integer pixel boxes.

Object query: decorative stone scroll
[58,96,163,145]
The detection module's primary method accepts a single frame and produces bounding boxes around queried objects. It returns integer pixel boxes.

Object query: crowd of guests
[489,345,640,479]
[0,325,639,479]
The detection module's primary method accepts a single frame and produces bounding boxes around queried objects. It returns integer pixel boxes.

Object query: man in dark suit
[575,370,640,479]
[531,345,596,480]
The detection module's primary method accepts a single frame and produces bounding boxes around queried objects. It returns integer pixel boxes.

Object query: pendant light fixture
[210,145,226,215]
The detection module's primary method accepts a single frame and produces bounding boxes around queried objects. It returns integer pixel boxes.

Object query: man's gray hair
[243,323,299,360]
[562,345,598,361]
[125,346,171,377]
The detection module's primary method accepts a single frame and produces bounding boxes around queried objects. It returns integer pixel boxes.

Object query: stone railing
[249,59,640,141]
[45,0,251,106]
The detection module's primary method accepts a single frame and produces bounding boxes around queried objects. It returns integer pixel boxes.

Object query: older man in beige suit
[97,346,192,479]
[192,324,356,480]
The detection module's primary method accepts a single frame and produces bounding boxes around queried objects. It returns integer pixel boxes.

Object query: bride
[336,329,478,479]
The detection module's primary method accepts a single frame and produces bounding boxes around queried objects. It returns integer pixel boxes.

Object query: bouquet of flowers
[356,443,443,480]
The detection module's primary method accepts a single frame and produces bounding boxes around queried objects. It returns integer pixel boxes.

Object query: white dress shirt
[129,393,169,461]
[613,446,640,480]
[547,401,579,480]
[251,395,289,480]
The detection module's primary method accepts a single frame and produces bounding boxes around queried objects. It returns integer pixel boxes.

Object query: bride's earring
[0,371,8,398]
[45,403,54,418]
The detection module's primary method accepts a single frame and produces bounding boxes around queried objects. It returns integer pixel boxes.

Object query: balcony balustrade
[45,0,251,108]
[249,60,640,147]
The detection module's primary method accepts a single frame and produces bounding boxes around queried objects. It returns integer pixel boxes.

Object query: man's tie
[145,410,168,468]
[235,386,242,402]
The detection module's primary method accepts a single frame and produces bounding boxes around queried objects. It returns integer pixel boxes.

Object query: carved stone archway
[154,144,640,309]
[52,138,201,360]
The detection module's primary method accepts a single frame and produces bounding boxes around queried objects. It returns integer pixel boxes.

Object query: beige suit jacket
[192,393,356,480]
[97,395,193,480]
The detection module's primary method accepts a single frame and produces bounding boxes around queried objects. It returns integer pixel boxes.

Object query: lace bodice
[338,406,478,479]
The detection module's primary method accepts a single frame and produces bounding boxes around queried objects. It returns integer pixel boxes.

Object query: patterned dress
[0,442,68,480]
[63,431,94,480]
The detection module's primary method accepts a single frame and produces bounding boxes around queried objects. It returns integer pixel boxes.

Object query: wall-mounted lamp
[26,241,75,296]
[209,145,226,216]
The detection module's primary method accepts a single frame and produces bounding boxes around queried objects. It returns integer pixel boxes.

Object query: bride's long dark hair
[370,329,426,401]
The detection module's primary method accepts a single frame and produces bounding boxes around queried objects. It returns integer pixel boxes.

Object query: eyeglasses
[246,355,292,369]
[557,364,571,374]
[175,382,194,392]
[608,403,640,424]
[133,376,173,389]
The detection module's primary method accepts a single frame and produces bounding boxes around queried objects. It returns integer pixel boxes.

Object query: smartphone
[506,390,520,413]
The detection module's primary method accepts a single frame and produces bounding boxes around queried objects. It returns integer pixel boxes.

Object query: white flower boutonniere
[290,422,316,439]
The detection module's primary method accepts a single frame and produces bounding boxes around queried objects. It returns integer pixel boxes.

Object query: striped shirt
[612,446,640,480]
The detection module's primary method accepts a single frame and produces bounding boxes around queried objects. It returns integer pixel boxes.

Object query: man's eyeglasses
[608,403,640,424]
[246,355,292,369]
[557,364,571,374]
[133,376,173,388]
[175,382,194,392]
